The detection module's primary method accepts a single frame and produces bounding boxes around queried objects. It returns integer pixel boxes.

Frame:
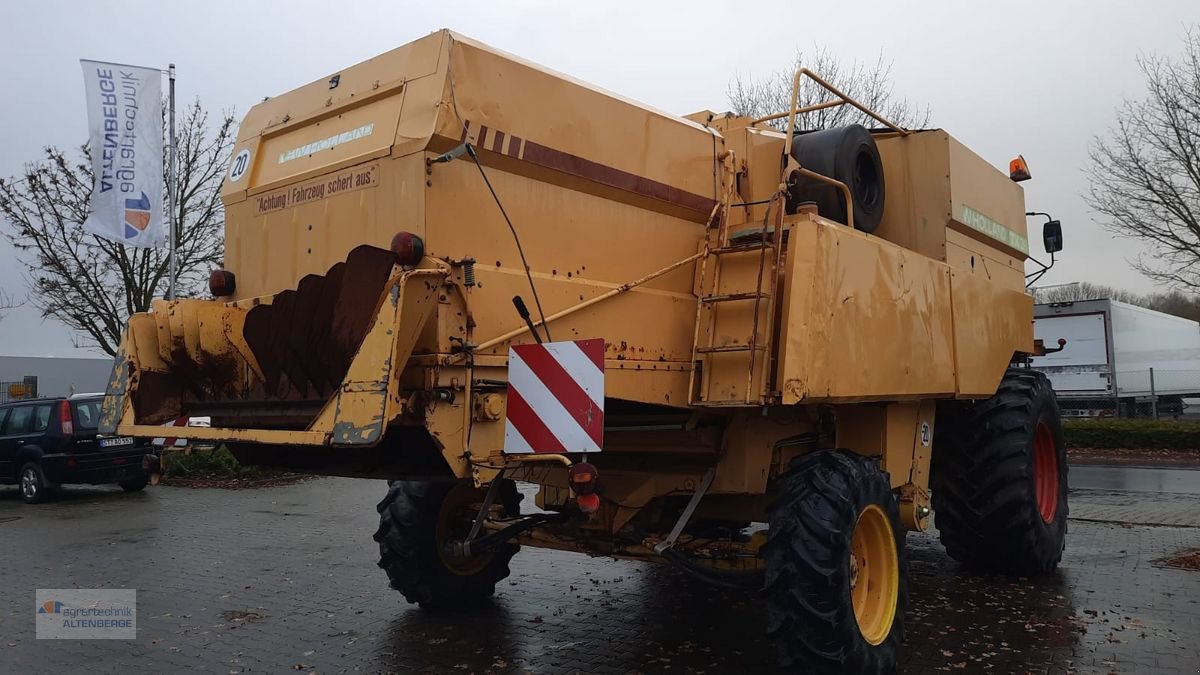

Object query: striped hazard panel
[503,339,605,454]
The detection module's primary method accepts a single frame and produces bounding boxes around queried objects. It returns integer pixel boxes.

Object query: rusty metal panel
[310,267,445,446]
[220,305,263,383]
[950,270,1035,397]
[778,215,956,403]
[153,299,175,365]
[244,244,397,399]
[99,337,132,435]
[129,312,168,374]
[119,424,327,446]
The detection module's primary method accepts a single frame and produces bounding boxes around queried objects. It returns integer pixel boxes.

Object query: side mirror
[1043,220,1063,254]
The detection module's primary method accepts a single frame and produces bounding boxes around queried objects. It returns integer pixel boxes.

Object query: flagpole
[167,63,177,301]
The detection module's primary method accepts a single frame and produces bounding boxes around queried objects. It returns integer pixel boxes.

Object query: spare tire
[787,124,885,233]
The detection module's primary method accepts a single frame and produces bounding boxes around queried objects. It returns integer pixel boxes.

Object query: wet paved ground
[2,473,1198,674]
[1071,465,1200,494]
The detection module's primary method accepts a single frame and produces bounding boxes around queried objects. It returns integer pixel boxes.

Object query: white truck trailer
[1031,299,1200,417]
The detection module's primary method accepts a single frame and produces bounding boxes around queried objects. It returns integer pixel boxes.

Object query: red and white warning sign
[151,416,212,447]
[503,338,605,454]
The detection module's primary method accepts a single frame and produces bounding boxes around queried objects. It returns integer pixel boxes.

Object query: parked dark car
[0,395,158,503]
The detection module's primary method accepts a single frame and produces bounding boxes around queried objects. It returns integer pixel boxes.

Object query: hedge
[1062,419,1200,450]
[162,445,246,476]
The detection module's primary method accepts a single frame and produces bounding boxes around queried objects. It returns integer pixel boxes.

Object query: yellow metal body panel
[872,131,952,261]
[422,156,702,370]
[224,158,424,305]
[950,270,1035,396]
[221,30,717,305]
[945,228,1025,289]
[777,214,956,403]
[836,401,935,530]
[947,137,1030,260]
[874,130,1028,291]
[834,402,934,484]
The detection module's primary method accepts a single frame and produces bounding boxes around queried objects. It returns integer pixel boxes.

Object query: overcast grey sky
[0,0,1194,357]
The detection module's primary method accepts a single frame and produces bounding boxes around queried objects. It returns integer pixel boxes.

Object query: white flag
[80,60,164,248]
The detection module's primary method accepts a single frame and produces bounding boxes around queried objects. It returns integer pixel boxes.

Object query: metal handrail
[470,250,706,354]
[792,167,856,232]
[751,68,912,136]
[756,68,910,233]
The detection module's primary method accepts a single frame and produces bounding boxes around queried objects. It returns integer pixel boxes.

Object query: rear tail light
[390,231,425,266]
[209,269,236,297]
[59,400,73,436]
[569,461,601,514]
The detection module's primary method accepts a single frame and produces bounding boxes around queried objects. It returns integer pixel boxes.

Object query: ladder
[689,190,785,406]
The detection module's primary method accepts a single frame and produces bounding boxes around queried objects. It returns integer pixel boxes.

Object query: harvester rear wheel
[931,368,1068,575]
[764,450,907,674]
[374,480,518,609]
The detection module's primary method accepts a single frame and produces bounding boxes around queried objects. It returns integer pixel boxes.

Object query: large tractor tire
[931,368,1068,575]
[374,480,518,609]
[764,450,908,674]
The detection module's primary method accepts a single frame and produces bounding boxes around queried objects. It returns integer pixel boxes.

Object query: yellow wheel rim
[849,504,899,646]
[436,483,493,576]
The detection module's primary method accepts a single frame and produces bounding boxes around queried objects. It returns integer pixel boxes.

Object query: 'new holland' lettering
[277,124,374,164]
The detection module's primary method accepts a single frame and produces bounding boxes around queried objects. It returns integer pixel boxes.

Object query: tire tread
[931,368,1069,575]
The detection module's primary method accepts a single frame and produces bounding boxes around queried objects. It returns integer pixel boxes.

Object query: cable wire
[466,144,551,342]
[661,548,764,590]
[444,34,547,342]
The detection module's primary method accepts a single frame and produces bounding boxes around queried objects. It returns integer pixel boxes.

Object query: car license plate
[99,436,134,448]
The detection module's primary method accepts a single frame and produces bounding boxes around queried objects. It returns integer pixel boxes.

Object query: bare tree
[1032,282,1143,304]
[0,288,19,322]
[1087,28,1200,291]
[0,100,235,355]
[1146,290,1200,322]
[728,46,932,131]
[1032,282,1200,322]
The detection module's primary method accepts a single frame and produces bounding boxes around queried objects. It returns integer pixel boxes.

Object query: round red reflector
[209,269,236,297]
[576,492,600,514]
[390,231,426,266]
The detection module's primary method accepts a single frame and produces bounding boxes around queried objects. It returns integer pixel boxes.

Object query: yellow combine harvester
[100,30,1069,672]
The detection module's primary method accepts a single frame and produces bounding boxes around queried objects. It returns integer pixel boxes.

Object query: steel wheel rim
[21,468,37,500]
[1033,421,1059,524]
[849,504,899,646]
